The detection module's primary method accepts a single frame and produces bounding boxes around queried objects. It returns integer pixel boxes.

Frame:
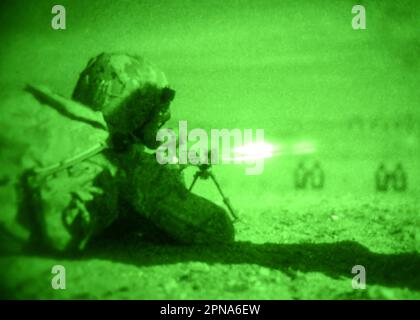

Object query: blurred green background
[0,0,419,299]
[1,0,419,122]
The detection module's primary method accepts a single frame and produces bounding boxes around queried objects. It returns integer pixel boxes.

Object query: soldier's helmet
[72,52,175,149]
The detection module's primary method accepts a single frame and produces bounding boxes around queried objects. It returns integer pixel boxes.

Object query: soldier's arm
[25,84,108,130]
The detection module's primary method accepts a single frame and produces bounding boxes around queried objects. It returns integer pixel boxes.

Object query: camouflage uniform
[18,52,234,252]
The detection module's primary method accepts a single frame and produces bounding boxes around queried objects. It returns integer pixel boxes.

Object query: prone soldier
[17,52,235,252]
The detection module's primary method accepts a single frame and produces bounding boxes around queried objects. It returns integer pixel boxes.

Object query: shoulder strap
[34,142,109,178]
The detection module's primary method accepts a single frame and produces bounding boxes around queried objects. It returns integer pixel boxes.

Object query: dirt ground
[1,190,419,300]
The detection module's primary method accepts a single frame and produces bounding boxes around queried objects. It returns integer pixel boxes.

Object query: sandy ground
[1,190,419,299]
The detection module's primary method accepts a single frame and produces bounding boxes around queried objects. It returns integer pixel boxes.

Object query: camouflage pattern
[17,152,118,251]
[17,52,235,252]
[72,52,168,112]
[73,53,173,149]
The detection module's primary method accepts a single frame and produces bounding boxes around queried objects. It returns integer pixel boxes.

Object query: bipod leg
[209,172,238,221]
[189,172,200,192]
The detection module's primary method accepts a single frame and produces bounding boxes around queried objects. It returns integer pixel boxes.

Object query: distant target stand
[375,162,407,192]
